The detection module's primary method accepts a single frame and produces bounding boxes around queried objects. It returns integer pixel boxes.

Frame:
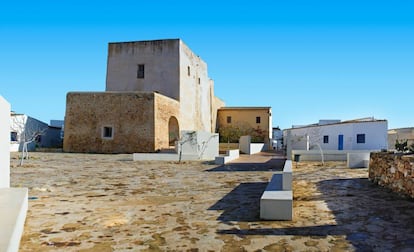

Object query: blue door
[338,135,344,150]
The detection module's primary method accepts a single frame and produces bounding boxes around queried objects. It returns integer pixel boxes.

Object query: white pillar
[286,131,292,160]
[0,95,10,188]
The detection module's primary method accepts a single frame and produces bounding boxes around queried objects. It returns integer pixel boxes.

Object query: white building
[10,113,49,152]
[284,118,388,156]
[271,127,283,150]
[0,95,29,252]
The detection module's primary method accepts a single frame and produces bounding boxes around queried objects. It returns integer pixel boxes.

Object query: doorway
[338,134,344,150]
[168,116,179,146]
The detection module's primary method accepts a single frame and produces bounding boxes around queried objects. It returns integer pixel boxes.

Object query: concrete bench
[260,160,293,220]
[0,188,28,252]
[214,149,239,165]
[347,152,370,168]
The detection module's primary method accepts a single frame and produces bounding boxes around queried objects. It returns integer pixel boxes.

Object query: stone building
[64,39,224,153]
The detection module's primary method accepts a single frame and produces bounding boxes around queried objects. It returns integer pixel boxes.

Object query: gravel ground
[10,151,414,252]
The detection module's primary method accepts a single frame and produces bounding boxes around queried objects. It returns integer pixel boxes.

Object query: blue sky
[1,1,413,130]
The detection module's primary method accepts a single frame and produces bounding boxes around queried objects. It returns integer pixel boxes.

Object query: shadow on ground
[208,182,268,222]
[212,177,414,251]
[206,158,285,172]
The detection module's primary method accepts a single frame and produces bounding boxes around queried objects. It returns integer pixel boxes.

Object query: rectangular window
[227,116,231,123]
[102,126,114,139]
[323,135,329,143]
[137,64,144,79]
[256,116,261,124]
[187,66,191,76]
[10,131,18,142]
[198,78,201,84]
[357,134,365,143]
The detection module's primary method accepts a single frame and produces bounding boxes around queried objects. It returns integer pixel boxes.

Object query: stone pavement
[10,152,414,251]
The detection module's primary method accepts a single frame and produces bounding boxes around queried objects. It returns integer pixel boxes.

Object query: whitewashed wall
[285,121,388,151]
[179,40,212,132]
[177,131,219,160]
[10,115,48,152]
[0,96,10,188]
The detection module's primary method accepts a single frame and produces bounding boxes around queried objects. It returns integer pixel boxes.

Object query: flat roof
[108,38,180,45]
[218,106,271,110]
[287,118,387,130]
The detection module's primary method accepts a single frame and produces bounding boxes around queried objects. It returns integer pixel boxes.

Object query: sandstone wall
[154,93,180,150]
[369,152,414,198]
[64,92,156,153]
[106,39,180,100]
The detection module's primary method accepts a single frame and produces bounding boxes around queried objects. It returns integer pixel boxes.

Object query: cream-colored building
[216,107,272,145]
[64,39,224,153]
[388,127,414,151]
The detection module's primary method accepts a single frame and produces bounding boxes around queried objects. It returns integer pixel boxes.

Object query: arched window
[168,116,179,146]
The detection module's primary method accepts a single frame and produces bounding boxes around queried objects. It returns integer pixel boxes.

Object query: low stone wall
[369,152,414,198]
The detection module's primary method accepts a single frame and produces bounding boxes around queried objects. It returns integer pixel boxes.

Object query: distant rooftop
[290,117,386,129]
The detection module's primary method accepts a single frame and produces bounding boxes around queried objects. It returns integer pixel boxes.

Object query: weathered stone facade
[106,39,222,133]
[369,152,414,198]
[63,92,179,153]
[64,39,224,154]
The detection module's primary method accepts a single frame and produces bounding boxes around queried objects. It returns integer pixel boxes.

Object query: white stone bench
[214,149,239,165]
[260,160,293,220]
[347,152,370,168]
[0,188,28,252]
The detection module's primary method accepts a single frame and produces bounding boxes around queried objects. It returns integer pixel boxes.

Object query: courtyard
[10,152,414,251]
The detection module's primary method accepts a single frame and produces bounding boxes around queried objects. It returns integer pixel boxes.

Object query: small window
[357,134,365,143]
[137,64,145,79]
[102,126,113,139]
[256,116,261,124]
[323,135,329,143]
[187,66,191,76]
[198,78,201,84]
[227,116,231,123]
[10,131,17,142]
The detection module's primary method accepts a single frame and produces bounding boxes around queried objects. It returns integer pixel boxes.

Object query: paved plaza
[10,152,414,251]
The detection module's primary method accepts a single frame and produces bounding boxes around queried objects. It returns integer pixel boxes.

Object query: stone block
[347,152,370,168]
[214,149,239,165]
[260,172,293,220]
[260,190,293,220]
[0,188,28,252]
[283,160,293,190]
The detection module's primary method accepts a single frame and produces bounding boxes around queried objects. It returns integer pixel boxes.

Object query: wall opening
[102,126,114,140]
[168,116,179,146]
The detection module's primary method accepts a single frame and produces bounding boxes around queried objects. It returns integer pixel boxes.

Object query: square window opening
[357,134,365,144]
[10,131,18,142]
[102,126,114,139]
[323,135,329,144]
